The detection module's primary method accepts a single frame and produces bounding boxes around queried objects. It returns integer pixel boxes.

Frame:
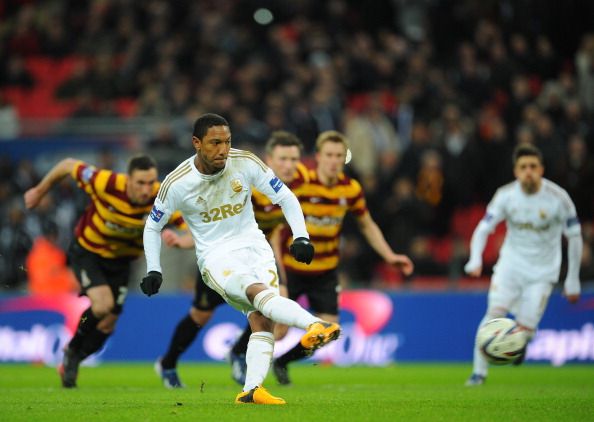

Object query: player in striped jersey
[464,144,582,386]
[272,130,414,385]
[24,154,185,388]
[142,114,340,404]
[152,131,309,389]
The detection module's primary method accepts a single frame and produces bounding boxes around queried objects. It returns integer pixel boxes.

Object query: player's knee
[252,288,278,314]
[97,314,118,333]
[190,307,213,326]
[273,323,289,341]
[246,283,270,303]
[248,310,274,332]
[91,301,114,318]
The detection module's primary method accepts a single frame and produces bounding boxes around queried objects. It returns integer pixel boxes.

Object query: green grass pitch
[1,362,593,421]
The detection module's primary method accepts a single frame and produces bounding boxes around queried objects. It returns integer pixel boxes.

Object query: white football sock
[244,331,274,391]
[472,313,504,376]
[253,289,319,330]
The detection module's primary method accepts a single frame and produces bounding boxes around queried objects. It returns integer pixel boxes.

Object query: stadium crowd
[1,0,594,291]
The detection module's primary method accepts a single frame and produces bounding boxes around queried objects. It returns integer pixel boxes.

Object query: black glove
[141,271,163,297]
[290,237,315,264]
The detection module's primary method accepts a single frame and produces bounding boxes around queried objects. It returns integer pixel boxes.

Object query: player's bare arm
[24,157,78,209]
[162,229,194,249]
[356,212,414,276]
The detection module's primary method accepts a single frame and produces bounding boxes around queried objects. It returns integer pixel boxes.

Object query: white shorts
[200,244,280,315]
[488,270,554,329]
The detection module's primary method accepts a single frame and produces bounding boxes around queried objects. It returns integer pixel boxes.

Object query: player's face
[514,155,544,194]
[193,125,231,174]
[266,145,301,183]
[127,167,158,205]
[316,141,346,181]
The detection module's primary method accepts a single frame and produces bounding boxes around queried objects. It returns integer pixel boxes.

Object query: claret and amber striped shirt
[282,169,368,275]
[251,162,310,238]
[71,161,184,260]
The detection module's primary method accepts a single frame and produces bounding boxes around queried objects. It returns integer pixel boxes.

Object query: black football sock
[161,315,201,369]
[275,342,311,366]
[68,307,101,352]
[79,329,110,359]
[230,324,252,355]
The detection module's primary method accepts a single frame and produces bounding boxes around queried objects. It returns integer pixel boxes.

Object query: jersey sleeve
[249,162,294,205]
[349,178,369,217]
[559,190,581,238]
[143,181,180,273]
[71,161,110,196]
[481,187,507,232]
[248,159,309,239]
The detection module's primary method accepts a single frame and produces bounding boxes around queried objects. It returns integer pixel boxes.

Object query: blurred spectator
[559,134,594,221]
[0,56,34,88]
[379,177,432,253]
[0,200,32,290]
[5,5,40,56]
[56,62,91,99]
[576,33,594,114]
[345,91,401,179]
[41,16,72,58]
[414,149,451,236]
[0,95,19,139]
[26,220,78,295]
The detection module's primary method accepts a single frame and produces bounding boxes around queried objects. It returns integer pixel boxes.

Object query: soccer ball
[476,318,527,365]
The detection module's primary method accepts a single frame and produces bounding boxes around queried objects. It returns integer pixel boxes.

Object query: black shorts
[68,241,131,315]
[192,271,226,311]
[286,270,339,315]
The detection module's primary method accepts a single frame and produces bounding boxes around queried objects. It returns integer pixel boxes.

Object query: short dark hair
[265,130,303,155]
[193,113,229,139]
[512,143,543,165]
[127,154,157,174]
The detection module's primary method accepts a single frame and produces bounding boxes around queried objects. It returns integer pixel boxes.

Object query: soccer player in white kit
[141,114,340,404]
[464,143,582,386]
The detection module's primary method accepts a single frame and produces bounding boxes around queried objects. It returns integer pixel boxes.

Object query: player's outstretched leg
[272,321,340,386]
[300,321,341,350]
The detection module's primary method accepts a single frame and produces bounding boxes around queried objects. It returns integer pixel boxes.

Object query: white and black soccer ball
[476,318,527,365]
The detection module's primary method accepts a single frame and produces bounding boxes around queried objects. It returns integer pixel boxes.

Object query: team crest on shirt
[231,179,243,193]
[539,210,547,219]
[339,197,347,206]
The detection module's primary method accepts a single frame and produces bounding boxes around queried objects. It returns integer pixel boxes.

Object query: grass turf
[0,363,593,421]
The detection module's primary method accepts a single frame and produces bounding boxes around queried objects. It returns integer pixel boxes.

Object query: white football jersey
[144,149,306,270]
[482,178,581,282]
